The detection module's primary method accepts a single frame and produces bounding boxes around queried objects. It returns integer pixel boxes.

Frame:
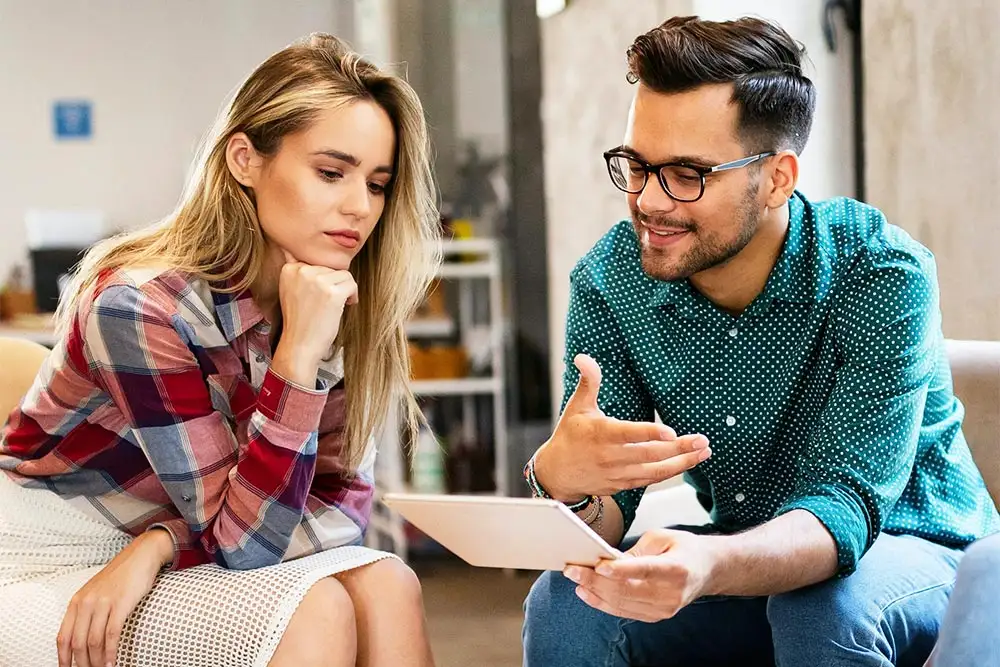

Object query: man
[522,15,999,667]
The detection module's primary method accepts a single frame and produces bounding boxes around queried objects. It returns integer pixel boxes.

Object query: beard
[632,181,761,282]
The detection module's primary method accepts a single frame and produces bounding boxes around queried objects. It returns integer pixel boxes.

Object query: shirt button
[181,494,192,502]
[255,353,266,363]
[728,328,738,337]
[726,415,737,427]
[735,493,745,503]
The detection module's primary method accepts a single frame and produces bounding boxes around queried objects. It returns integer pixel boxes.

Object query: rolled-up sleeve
[776,248,938,575]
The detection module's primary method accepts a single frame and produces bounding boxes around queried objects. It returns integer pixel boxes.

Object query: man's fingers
[615,434,709,464]
[571,576,664,622]
[596,555,661,580]
[564,354,603,414]
[614,448,712,488]
[600,418,676,444]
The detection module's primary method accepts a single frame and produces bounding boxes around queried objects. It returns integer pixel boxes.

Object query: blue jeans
[930,533,1000,666]
[523,531,962,667]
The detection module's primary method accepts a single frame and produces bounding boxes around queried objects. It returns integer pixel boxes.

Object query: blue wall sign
[53,100,93,140]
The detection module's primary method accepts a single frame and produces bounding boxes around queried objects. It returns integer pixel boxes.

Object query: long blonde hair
[56,34,441,468]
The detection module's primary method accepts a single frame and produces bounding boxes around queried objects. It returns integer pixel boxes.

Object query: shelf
[437,261,498,279]
[440,238,498,255]
[410,377,501,396]
[405,317,456,338]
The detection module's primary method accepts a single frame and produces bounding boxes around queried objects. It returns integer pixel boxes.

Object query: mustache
[631,209,697,232]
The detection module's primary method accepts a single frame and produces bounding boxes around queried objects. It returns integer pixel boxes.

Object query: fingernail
[564,567,581,583]
[596,563,612,576]
[699,447,712,461]
[691,436,708,449]
[575,586,589,602]
[660,427,676,440]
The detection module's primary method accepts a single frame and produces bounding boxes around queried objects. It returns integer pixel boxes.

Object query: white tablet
[381,493,622,571]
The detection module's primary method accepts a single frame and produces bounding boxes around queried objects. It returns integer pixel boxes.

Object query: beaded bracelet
[523,455,593,513]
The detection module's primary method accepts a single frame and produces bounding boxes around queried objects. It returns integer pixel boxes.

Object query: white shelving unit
[367,238,507,558]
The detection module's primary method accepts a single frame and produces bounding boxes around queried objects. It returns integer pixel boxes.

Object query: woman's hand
[57,528,173,667]
[272,250,358,387]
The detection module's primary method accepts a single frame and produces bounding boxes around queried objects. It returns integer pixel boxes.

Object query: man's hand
[563,529,722,622]
[533,354,711,501]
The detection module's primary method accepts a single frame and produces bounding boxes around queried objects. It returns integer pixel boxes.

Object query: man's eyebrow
[613,144,717,167]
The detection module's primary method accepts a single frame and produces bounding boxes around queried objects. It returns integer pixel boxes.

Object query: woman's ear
[225,132,263,187]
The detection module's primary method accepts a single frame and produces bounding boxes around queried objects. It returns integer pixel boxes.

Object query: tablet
[381,493,622,571]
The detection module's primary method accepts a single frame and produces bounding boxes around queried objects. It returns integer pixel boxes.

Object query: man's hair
[626,16,817,155]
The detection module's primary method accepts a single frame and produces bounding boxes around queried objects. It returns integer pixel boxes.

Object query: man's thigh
[768,533,962,667]
[523,567,774,667]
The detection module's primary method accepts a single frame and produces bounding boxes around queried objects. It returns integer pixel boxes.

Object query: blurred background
[0,1,996,664]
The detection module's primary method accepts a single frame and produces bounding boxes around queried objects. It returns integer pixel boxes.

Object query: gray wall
[541,0,696,413]
[864,0,1000,341]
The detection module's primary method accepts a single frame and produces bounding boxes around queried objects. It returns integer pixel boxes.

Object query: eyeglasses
[603,149,776,202]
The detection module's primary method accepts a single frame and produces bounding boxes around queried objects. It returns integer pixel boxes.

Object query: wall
[694,0,856,200]
[542,0,857,413]
[0,0,340,283]
[864,0,1000,341]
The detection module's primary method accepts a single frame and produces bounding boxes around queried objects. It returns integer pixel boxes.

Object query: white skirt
[0,473,395,667]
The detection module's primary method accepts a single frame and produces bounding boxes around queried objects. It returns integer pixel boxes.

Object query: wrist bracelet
[523,455,593,513]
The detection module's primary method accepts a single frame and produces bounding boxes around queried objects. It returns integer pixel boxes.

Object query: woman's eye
[368,182,387,195]
[318,169,343,181]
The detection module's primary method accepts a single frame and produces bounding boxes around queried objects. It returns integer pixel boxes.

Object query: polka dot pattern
[559,191,1000,575]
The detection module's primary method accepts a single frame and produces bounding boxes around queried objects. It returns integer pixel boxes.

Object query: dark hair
[626,16,816,155]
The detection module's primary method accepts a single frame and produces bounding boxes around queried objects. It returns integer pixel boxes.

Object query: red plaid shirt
[1,267,374,570]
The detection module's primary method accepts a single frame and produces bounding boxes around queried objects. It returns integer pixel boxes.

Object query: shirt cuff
[148,518,211,571]
[776,483,871,576]
[257,368,329,434]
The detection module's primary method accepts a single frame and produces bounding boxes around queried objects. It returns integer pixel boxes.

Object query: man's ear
[764,150,799,210]
[225,132,263,187]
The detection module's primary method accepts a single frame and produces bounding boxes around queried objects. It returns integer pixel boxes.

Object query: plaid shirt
[1,267,375,571]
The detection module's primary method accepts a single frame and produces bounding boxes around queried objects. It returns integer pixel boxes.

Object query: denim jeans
[522,531,962,667]
[930,532,1000,667]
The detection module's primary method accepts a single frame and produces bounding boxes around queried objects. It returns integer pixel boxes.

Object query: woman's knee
[298,577,358,643]
[337,557,424,608]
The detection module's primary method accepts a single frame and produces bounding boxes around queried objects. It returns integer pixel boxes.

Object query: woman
[0,33,440,667]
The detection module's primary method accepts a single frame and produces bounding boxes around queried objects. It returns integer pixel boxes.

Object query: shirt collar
[210,278,345,386]
[762,191,831,305]
[211,282,266,343]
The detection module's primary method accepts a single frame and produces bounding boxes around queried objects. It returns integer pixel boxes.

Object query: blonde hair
[56,34,441,468]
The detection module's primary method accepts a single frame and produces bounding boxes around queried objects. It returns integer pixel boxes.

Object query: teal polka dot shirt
[561,191,999,575]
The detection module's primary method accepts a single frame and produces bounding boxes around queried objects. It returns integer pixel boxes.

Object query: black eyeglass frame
[603,149,777,202]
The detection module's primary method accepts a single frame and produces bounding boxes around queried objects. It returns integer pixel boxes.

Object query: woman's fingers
[87,598,113,667]
[56,602,77,667]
